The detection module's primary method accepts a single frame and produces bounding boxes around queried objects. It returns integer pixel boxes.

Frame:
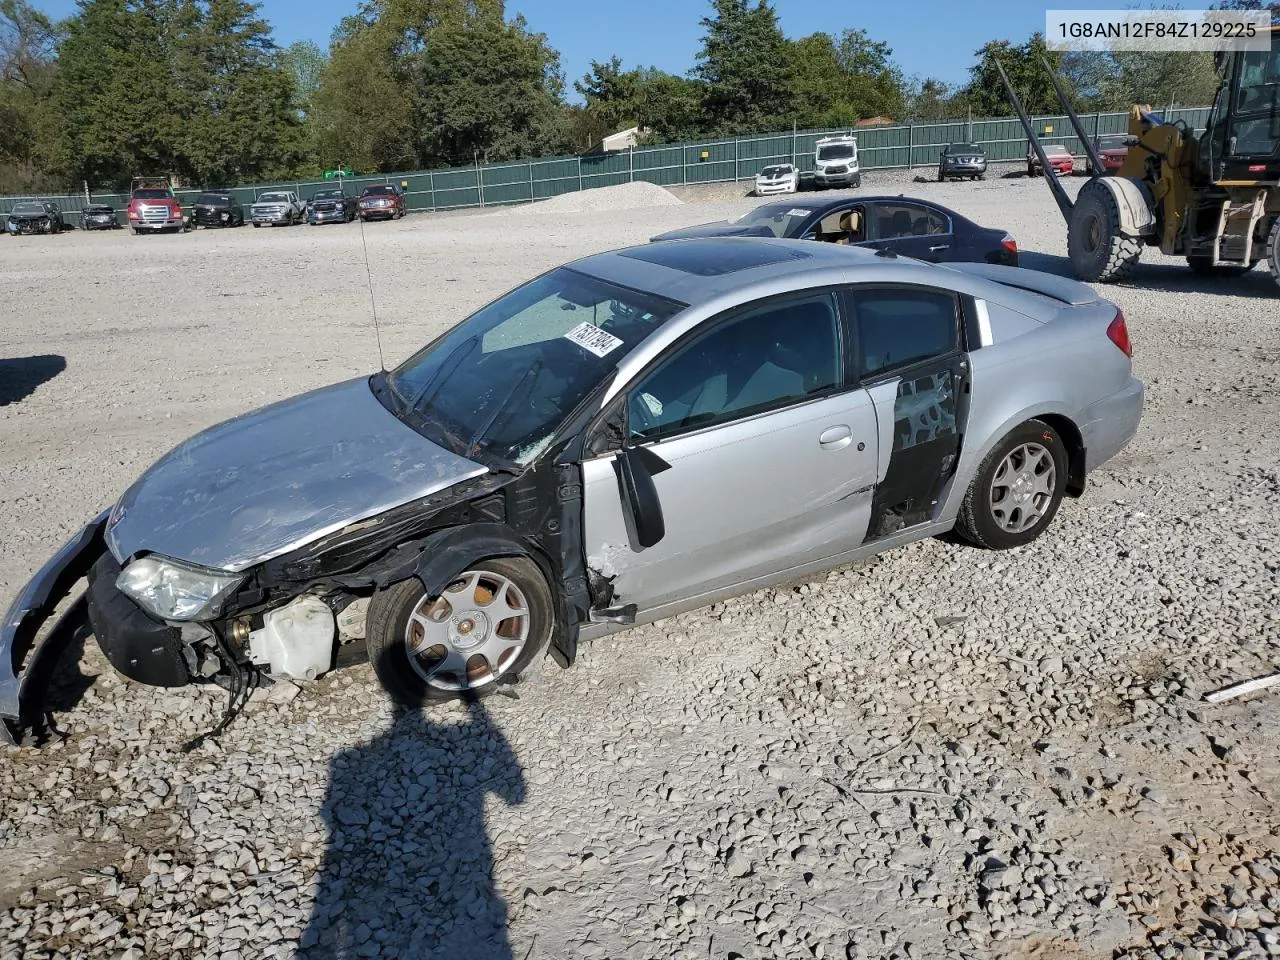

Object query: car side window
[873,203,949,239]
[813,207,865,244]
[627,293,841,442]
[848,288,959,379]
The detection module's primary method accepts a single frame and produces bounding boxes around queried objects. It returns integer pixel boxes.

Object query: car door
[843,284,971,540]
[580,290,880,613]
[863,202,957,262]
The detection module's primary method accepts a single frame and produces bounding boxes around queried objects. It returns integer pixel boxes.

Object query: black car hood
[649,222,775,242]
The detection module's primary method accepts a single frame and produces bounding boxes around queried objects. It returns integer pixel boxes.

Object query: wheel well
[1036,413,1086,497]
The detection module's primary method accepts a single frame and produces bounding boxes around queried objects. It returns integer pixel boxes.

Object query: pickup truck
[250,190,305,227]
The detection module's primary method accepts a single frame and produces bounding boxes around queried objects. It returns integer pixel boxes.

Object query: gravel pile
[1,173,1278,959]
[512,179,682,216]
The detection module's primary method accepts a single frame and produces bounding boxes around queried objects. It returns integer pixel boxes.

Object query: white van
[813,135,860,189]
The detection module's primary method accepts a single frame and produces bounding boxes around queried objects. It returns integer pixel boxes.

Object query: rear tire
[365,557,554,706]
[1068,182,1141,283]
[956,420,1069,550]
[1265,217,1280,291]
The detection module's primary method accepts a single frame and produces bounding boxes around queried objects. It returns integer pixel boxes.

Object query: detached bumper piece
[0,512,108,744]
[86,553,189,689]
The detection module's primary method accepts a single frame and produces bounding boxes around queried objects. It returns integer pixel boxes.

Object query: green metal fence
[0,106,1211,219]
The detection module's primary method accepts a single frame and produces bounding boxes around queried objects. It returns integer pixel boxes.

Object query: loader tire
[1266,217,1280,292]
[1068,182,1141,283]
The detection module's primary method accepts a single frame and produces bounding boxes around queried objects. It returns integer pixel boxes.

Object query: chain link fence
[0,106,1211,219]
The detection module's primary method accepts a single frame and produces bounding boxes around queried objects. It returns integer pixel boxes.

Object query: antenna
[356,198,387,372]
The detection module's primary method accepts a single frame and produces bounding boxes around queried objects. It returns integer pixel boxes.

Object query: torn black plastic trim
[0,511,108,744]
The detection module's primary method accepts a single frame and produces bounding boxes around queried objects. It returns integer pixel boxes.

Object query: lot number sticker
[564,322,624,358]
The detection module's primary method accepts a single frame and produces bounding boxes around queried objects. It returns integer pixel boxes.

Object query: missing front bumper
[0,511,108,744]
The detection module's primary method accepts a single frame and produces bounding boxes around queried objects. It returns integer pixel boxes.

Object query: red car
[1094,135,1130,174]
[126,178,186,234]
[1027,143,1075,177]
[358,185,406,221]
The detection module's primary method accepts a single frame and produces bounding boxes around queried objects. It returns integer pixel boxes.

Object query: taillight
[1106,310,1132,357]
[1001,234,1017,254]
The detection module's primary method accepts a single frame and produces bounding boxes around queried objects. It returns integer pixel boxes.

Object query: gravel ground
[1,169,1279,960]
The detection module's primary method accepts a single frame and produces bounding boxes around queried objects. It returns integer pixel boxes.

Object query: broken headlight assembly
[115,556,244,622]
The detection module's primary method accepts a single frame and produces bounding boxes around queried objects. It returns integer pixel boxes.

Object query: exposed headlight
[116,556,244,621]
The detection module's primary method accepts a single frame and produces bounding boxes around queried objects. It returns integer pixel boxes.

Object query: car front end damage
[0,376,596,744]
[7,213,54,235]
[1,513,108,743]
[251,204,293,225]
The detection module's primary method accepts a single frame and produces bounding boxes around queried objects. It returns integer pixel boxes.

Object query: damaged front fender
[1,511,109,744]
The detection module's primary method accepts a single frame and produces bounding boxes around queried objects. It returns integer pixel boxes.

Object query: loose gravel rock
[1,171,1278,959]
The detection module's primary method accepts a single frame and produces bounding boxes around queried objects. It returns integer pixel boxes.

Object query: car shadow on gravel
[0,354,66,406]
[298,683,524,960]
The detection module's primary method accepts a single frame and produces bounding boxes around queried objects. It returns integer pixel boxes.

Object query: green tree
[694,0,791,133]
[0,0,62,190]
[55,0,190,187]
[964,32,1065,117]
[178,0,301,184]
[785,29,907,128]
[312,13,416,171]
[904,76,968,122]
[414,12,564,164]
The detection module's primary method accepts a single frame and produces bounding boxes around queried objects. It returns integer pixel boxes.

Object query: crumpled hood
[649,222,774,242]
[106,377,488,573]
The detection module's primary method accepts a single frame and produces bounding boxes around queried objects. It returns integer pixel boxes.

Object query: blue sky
[34,0,1149,95]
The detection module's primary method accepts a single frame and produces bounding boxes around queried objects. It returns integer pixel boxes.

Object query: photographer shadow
[299,670,524,960]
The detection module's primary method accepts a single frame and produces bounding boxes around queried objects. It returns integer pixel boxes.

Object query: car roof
[570,236,1081,320]
[755,194,972,222]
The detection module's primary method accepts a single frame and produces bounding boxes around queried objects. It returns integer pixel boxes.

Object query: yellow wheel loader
[995,27,1279,291]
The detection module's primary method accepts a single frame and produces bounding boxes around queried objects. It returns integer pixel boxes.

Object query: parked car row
[5,182,411,238]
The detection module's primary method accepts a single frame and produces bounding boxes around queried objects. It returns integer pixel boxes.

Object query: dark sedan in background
[190,191,245,228]
[80,205,119,230]
[308,188,358,224]
[651,195,1018,266]
[938,143,988,181]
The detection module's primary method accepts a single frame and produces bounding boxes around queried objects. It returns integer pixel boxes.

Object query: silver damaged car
[0,238,1144,742]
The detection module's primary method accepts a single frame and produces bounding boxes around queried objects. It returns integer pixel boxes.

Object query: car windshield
[947,143,980,154]
[1043,144,1070,156]
[196,193,230,205]
[731,203,818,237]
[363,186,394,196]
[313,190,343,200]
[132,189,171,199]
[258,193,289,203]
[11,203,45,214]
[759,165,792,177]
[381,268,683,465]
[817,143,855,160]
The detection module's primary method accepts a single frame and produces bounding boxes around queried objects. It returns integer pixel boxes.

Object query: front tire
[366,557,555,705]
[1068,182,1141,282]
[956,420,1068,550]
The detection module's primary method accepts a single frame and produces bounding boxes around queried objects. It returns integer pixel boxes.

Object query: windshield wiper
[404,334,480,410]
[466,359,544,457]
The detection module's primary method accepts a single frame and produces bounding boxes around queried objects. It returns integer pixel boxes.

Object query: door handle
[819,425,853,450]
[929,244,951,252]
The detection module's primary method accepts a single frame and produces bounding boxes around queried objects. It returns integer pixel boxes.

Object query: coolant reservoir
[247,595,335,681]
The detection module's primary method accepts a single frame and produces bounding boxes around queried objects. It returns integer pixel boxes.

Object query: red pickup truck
[126,178,187,234]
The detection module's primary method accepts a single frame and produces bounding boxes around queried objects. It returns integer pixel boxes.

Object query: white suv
[813,135,860,189]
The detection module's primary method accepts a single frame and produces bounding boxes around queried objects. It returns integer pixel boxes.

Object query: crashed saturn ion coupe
[1,238,1144,742]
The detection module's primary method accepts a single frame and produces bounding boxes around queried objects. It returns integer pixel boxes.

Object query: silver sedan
[1,238,1143,740]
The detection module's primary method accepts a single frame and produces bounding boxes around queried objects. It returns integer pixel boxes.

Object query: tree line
[1,0,1275,193]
